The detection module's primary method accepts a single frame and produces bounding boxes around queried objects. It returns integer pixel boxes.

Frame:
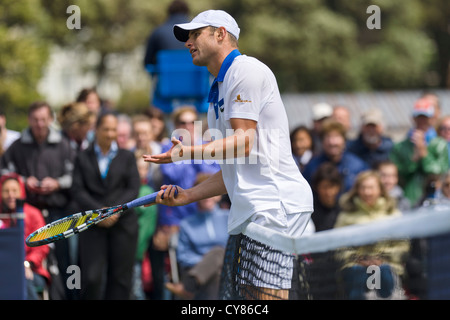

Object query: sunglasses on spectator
[177,121,195,125]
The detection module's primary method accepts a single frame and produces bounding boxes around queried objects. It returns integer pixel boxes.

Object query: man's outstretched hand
[143,136,185,164]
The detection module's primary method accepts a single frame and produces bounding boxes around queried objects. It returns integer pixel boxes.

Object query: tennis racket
[26,187,178,247]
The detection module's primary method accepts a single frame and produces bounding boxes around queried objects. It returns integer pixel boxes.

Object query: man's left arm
[144,118,257,164]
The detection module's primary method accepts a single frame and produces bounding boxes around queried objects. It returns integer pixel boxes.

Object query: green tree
[0,0,50,129]
[40,0,163,85]
[330,0,437,89]
[215,0,364,92]
[419,0,450,88]
[38,0,214,112]
[0,0,445,127]
[214,0,439,92]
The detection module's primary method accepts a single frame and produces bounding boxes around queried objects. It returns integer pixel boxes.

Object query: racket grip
[125,187,178,208]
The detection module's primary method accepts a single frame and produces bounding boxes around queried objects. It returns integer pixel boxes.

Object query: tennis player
[144,9,314,299]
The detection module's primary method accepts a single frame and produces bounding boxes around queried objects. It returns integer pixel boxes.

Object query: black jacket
[70,144,140,212]
[0,127,73,209]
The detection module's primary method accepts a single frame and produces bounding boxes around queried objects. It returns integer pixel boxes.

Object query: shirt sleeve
[225,61,267,122]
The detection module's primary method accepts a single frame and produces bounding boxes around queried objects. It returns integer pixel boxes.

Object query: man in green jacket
[390,97,449,207]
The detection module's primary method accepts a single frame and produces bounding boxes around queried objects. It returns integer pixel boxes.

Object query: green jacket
[389,136,448,207]
[135,185,158,261]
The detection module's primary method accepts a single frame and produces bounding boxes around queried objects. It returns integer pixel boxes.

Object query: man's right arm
[154,170,227,207]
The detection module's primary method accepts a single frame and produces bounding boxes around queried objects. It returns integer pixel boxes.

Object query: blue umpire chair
[0,213,26,299]
[146,49,211,114]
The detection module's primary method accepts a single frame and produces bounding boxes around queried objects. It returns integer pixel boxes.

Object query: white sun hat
[173,10,240,42]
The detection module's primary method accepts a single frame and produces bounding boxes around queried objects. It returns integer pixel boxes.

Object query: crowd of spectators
[291,92,450,299]
[0,86,448,300]
[0,0,448,300]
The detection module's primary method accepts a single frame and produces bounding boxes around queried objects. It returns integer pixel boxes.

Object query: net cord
[241,204,450,255]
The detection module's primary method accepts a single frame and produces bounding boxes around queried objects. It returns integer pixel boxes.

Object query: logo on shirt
[218,99,224,113]
[233,94,252,103]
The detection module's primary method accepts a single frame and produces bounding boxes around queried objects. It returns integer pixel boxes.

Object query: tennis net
[219,202,450,300]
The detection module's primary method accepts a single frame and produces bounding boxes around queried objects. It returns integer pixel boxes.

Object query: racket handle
[125,187,178,208]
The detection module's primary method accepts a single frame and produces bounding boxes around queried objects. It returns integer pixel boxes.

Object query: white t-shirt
[207,53,313,234]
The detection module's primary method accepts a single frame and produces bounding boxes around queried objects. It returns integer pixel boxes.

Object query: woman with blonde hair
[58,102,95,155]
[334,170,410,299]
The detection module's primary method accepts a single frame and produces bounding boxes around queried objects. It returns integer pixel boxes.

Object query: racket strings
[29,220,70,242]
[28,212,99,243]
[26,206,121,246]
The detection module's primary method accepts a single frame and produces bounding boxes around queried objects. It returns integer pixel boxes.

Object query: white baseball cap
[361,108,383,126]
[312,103,333,121]
[173,10,240,42]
